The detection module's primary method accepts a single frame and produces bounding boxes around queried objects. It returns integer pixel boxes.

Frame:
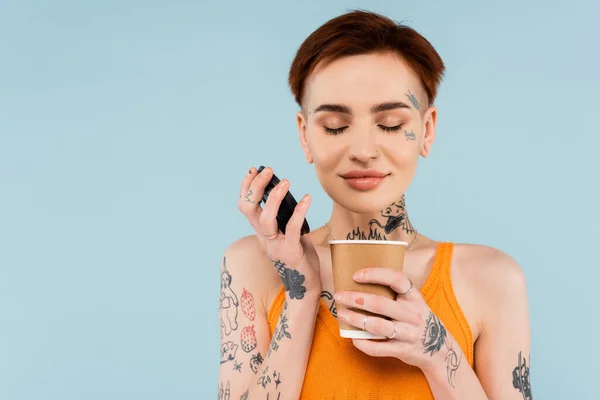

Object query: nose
[348,131,379,162]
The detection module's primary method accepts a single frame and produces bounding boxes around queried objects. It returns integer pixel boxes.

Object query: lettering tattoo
[404,129,416,141]
[406,89,420,110]
[512,351,533,400]
[240,389,249,400]
[320,291,338,318]
[422,312,462,387]
[272,259,307,300]
[217,381,230,400]
[220,257,239,337]
[267,301,292,357]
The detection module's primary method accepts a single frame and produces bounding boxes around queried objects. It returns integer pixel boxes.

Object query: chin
[330,186,404,215]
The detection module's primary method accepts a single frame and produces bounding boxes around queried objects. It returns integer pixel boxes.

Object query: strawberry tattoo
[241,287,256,321]
[240,325,258,353]
[250,352,264,374]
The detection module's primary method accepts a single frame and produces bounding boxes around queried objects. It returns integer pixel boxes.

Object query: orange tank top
[266,242,474,400]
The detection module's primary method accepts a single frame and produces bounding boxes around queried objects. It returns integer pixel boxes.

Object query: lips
[340,170,389,179]
[340,170,390,191]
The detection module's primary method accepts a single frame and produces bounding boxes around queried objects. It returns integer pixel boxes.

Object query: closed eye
[379,124,402,132]
[324,126,348,135]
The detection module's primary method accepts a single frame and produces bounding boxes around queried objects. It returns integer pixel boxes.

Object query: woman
[217,9,532,400]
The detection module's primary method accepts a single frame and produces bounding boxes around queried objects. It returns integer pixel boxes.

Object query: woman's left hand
[334,267,458,373]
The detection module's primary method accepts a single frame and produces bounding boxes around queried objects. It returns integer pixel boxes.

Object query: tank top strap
[420,241,453,300]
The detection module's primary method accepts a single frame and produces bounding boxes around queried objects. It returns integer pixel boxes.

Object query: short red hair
[288,10,445,108]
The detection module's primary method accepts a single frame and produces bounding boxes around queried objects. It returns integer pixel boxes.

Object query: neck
[325,194,417,242]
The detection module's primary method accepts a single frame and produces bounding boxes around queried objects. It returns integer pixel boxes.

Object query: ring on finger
[263,229,279,240]
[397,278,413,296]
[388,321,398,340]
[362,316,368,331]
[244,190,261,205]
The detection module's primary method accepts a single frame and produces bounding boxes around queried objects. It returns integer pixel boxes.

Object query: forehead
[304,52,422,109]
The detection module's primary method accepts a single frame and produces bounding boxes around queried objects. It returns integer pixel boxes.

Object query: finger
[353,268,415,299]
[237,166,272,229]
[336,308,407,340]
[239,167,256,199]
[284,194,311,245]
[351,338,401,358]
[334,291,407,322]
[258,178,289,237]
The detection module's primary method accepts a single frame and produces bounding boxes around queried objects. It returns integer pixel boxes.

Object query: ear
[297,110,313,164]
[419,105,437,158]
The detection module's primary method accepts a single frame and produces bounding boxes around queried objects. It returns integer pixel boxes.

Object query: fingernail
[334,293,341,301]
[353,272,363,281]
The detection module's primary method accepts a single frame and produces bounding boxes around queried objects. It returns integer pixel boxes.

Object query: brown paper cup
[329,239,407,339]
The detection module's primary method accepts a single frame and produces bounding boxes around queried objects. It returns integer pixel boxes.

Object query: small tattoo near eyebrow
[406,89,420,110]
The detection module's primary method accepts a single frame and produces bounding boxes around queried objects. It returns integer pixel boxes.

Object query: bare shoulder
[451,243,528,318]
[453,243,527,293]
[220,235,281,313]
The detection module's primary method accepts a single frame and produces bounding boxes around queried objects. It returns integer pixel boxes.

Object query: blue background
[1,1,598,399]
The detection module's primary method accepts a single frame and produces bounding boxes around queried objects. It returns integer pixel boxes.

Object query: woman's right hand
[237,166,322,301]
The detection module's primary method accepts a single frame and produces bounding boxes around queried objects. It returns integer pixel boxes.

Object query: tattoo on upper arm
[421,312,462,388]
[220,257,240,337]
[239,389,249,400]
[240,287,256,321]
[249,352,264,374]
[240,325,258,353]
[220,341,239,364]
[233,360,242,372]
[406,89,420,110]
[512,351,532,400]
[272,260,306,300]
[217,381,230,400]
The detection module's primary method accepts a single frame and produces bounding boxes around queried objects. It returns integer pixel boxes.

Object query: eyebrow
[312,101,412,115]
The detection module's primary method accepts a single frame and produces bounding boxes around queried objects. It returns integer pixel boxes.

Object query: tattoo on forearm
[257,366,283,399]
[512,351,533,400]
[422,313,447,356]
[320,291,338,318]
[257,366,272,388]
[422,312,462,388]
[220,257,240,337]
[239,389,249,400]
[404,129,416,141]
[217,381,230,400]
[406,89,420,110]
[272,260,306,299]
[267,301,292,357]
